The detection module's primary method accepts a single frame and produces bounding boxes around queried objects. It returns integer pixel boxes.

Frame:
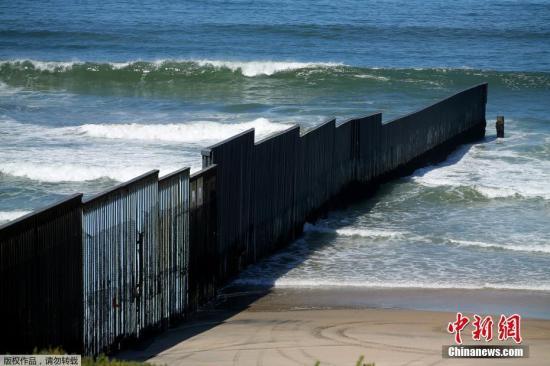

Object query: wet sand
[120,288,550,365]
[241,287,550,319]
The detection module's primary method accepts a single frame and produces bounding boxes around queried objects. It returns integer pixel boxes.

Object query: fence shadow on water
[0,83,488,356]
[119,142,482,362]
[227,143,480,287]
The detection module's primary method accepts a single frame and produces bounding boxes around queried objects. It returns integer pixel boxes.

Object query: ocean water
[1,0,549,292]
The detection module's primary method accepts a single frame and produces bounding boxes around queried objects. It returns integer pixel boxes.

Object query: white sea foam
[0,59,136,71]
[0,118,189,182]
[0,117,295,182]
[0,81,22,96]
[448,239,550,254]
[73,118,292,143]
[0,210,31,223]
[0,162,156,182]
[195,60,342,77]
[0,59,343,77]
[0,60,77,71]
[303,223,404,239]
[412,140,550,199]
[354,74,390,81]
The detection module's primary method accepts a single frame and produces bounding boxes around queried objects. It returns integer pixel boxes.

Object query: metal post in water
[496,116,505,138]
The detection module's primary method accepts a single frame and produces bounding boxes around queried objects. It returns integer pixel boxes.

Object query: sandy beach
[120,288,550,365]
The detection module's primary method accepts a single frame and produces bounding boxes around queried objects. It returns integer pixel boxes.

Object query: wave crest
[0,162,151,183]
[448,239,550,254]
[195,60,341,77]
[0,59,341,77]
[1,59,549,90]
[303,223,404,239]
[73,118,292,143]
[0,118,292,182]
[412,142,550,200]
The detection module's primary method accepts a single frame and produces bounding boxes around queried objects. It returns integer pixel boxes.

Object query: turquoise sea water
[1,0,549,292]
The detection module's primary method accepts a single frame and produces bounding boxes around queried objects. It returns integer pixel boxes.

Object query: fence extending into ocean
[0,83,487,355]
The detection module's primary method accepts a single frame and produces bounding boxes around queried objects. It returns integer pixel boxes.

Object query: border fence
[0,83,487,355]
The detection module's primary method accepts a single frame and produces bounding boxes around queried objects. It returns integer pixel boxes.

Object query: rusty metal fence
[0,168,198,355]
[0,194,83,353]
[0,83,487,355]
[82,171,160,355]
[158,168,190,325]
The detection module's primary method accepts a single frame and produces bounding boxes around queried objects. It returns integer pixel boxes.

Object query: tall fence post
[82,171,160,355]
[201,130,254,281]
[188,165,217,310]
[252,126,300,260]
[158,168,190,325]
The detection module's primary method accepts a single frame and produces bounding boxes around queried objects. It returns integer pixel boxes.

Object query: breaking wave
[73,118,292,143]
[194,60,342,77]
[304,222,550,254]
[1,59,549,91]
[0,117,292,182]
[412,137,550,200]
[303,223,404,239]
[0,162,153,183]
[0,59,341,78]
[448,239,550,254]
